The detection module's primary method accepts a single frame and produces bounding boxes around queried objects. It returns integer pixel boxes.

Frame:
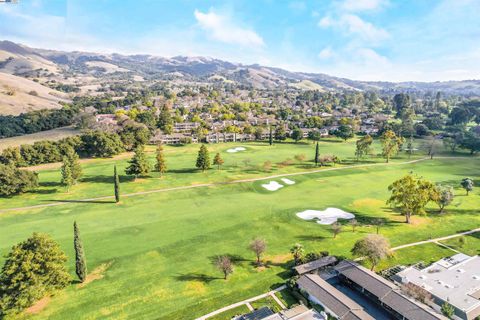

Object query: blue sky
[1,0,479,82]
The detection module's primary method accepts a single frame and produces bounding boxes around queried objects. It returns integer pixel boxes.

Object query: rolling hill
[1,40,480,96]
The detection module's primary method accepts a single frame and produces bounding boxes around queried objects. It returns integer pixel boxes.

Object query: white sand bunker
[281,178,295,185]
[262,181,284,191]
[296,208,355,225]
[226,147,247,153]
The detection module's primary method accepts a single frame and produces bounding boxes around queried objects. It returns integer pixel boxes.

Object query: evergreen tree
[67,148,82,182]
[0,233,70,316]
[213,152,224,170]
[196,144,210,172]
[125,145,151,180]
[154,144,167,176]
[114,165,120,203]
[61,156,74,191]
[73,221,87,283]
[60,148,82,191]
[269,126,273,146]
[314,142,320,167]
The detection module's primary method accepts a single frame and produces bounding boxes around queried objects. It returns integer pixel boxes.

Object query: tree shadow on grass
[29,188,57,195]
[39,181,62,187]
[42,199,115,204]
[81,175,133,184]
[168,168,198,174]
[208,254,250,265]
[174,273,221,283]
[296,235,328,241]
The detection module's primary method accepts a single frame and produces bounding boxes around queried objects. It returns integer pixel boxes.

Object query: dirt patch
[78,262,112,288]
[266,254,291,264]
[26,296,51,314]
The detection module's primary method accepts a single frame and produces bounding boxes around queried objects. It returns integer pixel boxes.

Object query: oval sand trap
[281,178,295,185]
[296,208,355,225]
[262,181,284,191]
[226,147,246,153]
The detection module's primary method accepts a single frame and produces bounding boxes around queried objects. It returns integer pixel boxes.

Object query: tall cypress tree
[196,144,210,172]
[269,126,273,146]
[73,221,87,283]
[314,142,320,167]
[114,165,120,203]
[154,144,167,176]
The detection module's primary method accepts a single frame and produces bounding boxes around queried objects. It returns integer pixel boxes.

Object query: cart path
[198,226,480,319]
[391,227,480,251]
[195,285,286,320]
[0,156,473,214]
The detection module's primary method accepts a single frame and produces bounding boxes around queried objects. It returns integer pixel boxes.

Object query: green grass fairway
[0,141,478,319]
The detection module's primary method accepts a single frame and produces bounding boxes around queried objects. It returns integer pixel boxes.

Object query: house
[294,256,338,275]
[297,274,375,320]
[393,254,480,320]
[334,260,447,320]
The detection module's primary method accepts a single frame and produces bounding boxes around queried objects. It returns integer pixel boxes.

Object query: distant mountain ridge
[1,40,480,95]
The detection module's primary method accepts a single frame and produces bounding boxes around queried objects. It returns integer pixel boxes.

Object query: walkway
[391,227,480,251]
[195,285,286,320]
[2,156,468,214]
[199,226,480,319]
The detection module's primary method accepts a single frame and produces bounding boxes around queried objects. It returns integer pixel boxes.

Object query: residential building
[393,254,480,320]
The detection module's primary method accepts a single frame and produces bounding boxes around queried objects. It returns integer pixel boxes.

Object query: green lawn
[250,296,282,313]
[0,141,478,320]
[208,305,250,320]
[440,232,480,256]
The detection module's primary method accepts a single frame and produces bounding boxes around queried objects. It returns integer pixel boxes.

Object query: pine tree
[73,221,87,283]
[68,148,82,182]
[314,142,320,167]
[125,145,151,180]
[61,156,74,191]
[213,153,224,170]
[60,148,82,191]
[114,165,120,203]
[269,126,273,146]
[154,144,167,176]
[196,144,210,172]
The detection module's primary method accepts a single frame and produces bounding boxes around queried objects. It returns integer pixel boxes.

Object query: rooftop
[297,273,375,320]
[294,256,338,275]
[396,254,480,313]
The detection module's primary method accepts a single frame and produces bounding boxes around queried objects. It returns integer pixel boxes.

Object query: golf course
[0,139,478,319]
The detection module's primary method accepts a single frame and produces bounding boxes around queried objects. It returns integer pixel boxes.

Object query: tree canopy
[351,234,391,271]
[387,174,437,223]
[0,233,70,316]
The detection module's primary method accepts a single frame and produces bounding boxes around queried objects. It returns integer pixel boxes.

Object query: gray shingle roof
[297,274,374,320]
[334,260,396,298]
[334,260,447,320]
[294,256,338,275]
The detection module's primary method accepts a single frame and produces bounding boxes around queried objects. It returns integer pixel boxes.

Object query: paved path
[3,156,469,214]
[195,285,286,320]
[199,226,480,319]
[391,227,480,251]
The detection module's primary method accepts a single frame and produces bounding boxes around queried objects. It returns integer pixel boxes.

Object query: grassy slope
[0,140,478,319]
[0,127,80,151]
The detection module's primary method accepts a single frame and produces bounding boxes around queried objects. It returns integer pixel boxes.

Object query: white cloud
[341,0,388,12]
[320,13,389,43]
[318,46,335,59]
[194,9,264,47]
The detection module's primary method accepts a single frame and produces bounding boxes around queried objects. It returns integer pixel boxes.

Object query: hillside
[1,40,480,96]
[0,72,69,115]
